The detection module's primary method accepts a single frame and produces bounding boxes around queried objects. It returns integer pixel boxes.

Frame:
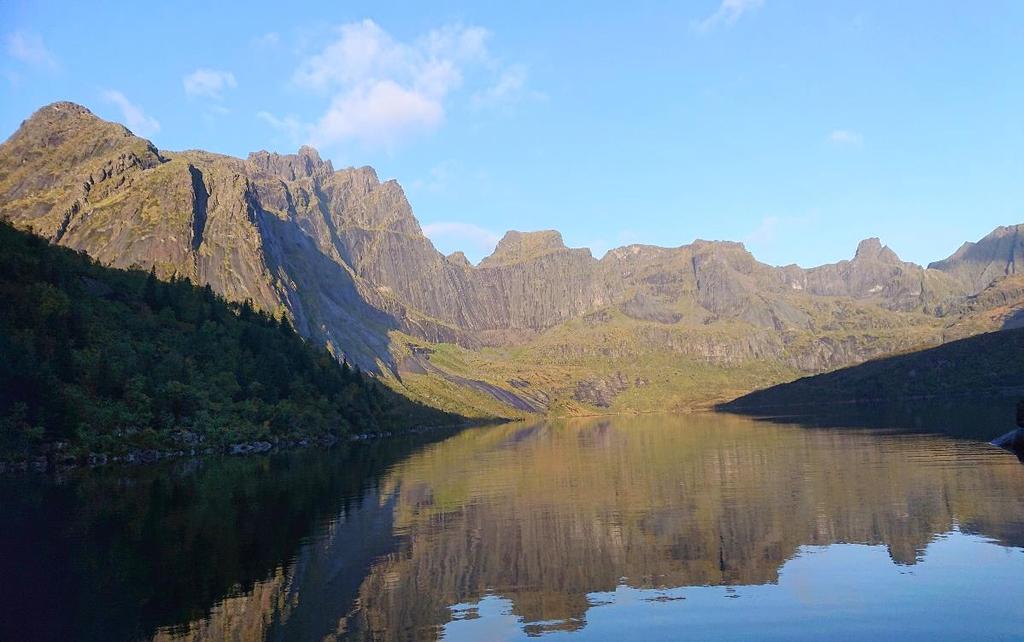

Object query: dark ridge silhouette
[719,327,1024,413]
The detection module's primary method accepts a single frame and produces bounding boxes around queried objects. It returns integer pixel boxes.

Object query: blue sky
[2,1,1022,266]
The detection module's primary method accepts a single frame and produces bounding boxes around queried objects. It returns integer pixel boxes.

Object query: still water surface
[2,409,1023,641]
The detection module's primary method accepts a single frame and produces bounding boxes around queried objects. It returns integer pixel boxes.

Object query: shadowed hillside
[719,327,1024,411]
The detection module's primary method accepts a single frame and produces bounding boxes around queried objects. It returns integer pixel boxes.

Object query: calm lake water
[2,407,1024,641]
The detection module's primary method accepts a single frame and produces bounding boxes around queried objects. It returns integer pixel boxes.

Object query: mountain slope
[2,101,1022,414]
[0,219,457,461]
[929,224,1024,293]
[0,103,468,372]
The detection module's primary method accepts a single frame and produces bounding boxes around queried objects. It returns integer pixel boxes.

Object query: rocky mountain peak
[16,102,106,135]
[602,244,670,263]
[37,101,97,121]
[855,237,882,257]
[0,101,166,237]
[929,224,1023,292]
[853,237,900,263]
[447,251,473,268]
[932,225,1023,269]
[690,240,749,254]
[480,230,572,266]
[342,165,381,188]
[10,101,138,149]
[246,147,334,181]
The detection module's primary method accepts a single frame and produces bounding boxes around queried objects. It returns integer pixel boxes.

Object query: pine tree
[278,313,293,334]
[144,267,159,309]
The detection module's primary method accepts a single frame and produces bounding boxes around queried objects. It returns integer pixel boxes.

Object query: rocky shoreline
[0,422,490,474]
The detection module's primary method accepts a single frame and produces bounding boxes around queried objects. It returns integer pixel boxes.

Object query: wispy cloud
[291,19,532,150]
[257,110,306,146]
[411,161,457,193]
[743,212,822,264]
[828,129,863,145]
[694,0,765,32]
[5,31,58,69]
[422,221,501,260]
[745,215,782,245]
[3,69,22,88]
[183,68,237,100]
[252,32,280,48]
[471,64,543,110]
[101,90,161,136]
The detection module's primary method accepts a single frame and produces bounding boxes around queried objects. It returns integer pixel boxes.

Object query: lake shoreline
[0,418,508,475]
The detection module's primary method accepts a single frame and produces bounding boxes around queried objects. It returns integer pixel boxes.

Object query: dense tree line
[0,220,456,459]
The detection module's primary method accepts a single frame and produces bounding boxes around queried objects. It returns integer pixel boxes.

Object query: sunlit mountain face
[4,103,1022,420]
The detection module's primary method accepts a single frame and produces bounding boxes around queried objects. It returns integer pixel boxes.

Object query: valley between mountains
[3,102,1023,419]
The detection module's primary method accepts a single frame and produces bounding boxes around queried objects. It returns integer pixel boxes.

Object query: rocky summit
[2,102,1022,416]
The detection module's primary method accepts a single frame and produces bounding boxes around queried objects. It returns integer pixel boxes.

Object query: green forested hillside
[0,220,457,460]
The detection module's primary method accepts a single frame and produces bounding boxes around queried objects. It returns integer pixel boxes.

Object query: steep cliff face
[0,104,442,369]
[1,102,1020,414]
[473,231,604,331]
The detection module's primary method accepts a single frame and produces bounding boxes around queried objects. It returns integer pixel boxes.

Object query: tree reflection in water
[2,412,1022,642]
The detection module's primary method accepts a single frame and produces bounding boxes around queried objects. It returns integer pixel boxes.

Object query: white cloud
[183,68,237,99]
[828,129,863,145]
[422,221,501,260]
[292,19,527,149]
[5,31,58,69]
[295,20,403,91]
[694,0,765,31]
[312,79,443,149]
[101,90,161,136]
[293,20,489,91]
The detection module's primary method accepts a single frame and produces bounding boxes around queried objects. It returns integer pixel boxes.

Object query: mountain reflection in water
[2,412,1023,641]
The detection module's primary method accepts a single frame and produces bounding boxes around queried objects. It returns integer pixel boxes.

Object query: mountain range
[2,102,1022,416]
